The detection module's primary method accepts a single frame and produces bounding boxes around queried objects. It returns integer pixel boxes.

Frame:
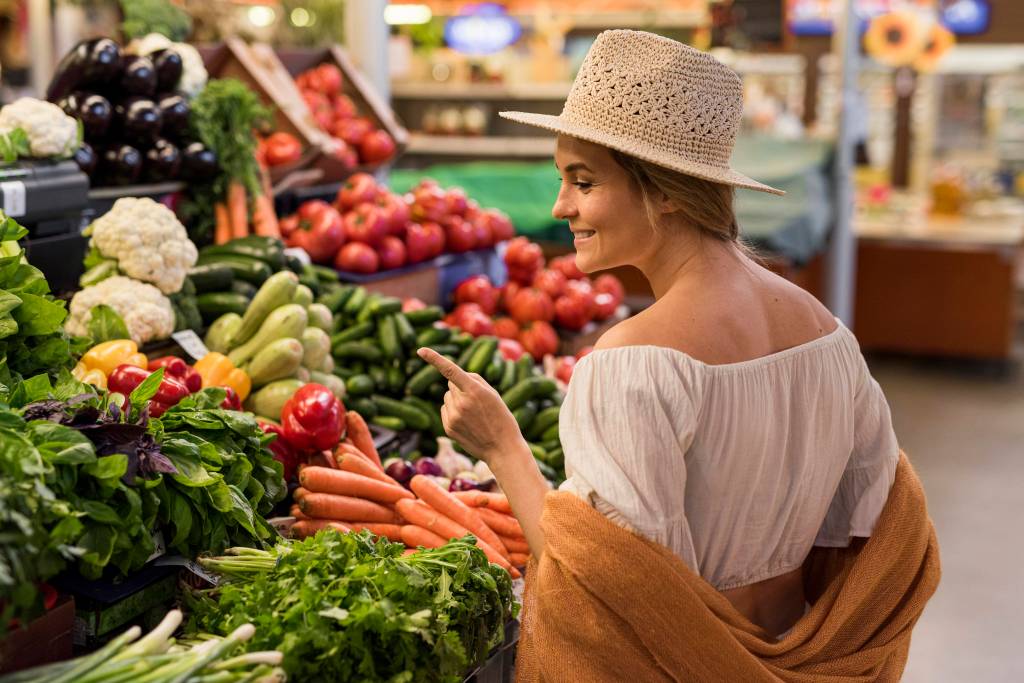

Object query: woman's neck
[638,233,742,300]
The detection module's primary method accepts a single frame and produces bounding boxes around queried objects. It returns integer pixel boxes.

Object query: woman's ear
[652,188,679,216]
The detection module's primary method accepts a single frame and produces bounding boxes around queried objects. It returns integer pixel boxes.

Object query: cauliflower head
[0,98,79,158]
[90,197,198,294]
[67,276,175,345]
[131,34,208,99]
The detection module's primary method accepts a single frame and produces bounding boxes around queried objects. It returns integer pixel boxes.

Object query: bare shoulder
[593,313,654,351]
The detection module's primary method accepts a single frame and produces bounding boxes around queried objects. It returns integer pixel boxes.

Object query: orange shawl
[516,453,940,682]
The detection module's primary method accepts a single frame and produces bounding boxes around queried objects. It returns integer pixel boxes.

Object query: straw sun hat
[500,30,784,195]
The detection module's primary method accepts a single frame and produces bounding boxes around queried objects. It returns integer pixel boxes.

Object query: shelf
[88,181,186,200]
[392,81,571,101]
[406,133,555,157]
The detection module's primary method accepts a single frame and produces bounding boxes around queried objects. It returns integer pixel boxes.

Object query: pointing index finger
[417,347,472,390]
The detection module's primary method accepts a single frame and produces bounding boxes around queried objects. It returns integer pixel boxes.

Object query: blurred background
[1,1,1021,679]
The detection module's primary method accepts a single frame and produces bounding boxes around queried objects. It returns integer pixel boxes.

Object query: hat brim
[499,111,785,196]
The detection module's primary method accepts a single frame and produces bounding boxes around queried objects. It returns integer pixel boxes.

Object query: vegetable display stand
[463,619,520,683]
[557,304,629,356]
[87,180,186,216]
[0,596,75,675]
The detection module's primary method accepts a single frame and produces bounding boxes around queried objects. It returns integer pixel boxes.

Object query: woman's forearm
[487,438,549,559]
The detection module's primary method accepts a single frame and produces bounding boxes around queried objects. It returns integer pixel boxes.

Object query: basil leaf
[87,305,130,345]
[130,367,164,408]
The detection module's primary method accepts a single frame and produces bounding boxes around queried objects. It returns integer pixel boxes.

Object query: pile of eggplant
[47,38,217,186]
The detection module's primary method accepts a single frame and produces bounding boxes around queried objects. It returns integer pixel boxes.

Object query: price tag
[172,330,209,360]
[1,181,26,217]
[283,246,312,266]
[147,530,166,562]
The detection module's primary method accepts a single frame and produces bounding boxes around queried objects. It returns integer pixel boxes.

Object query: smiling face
[552,136,658,273]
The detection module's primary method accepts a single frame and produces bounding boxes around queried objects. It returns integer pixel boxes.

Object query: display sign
[787,0,989,36]
[444,3,522,56]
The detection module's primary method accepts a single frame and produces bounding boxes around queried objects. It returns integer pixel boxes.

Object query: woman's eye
[573,182,593,191]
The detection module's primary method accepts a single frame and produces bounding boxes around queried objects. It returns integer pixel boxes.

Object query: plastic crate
[463,619,520,683]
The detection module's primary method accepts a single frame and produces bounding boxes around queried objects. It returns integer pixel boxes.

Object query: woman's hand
[416,347,522,463]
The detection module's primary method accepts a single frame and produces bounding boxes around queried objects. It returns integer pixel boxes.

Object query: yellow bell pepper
[194,352,252,402]
[72,362,109,389]
[81,340,148,377]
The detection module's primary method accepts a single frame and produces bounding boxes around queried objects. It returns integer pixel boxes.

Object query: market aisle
[869,357,1024,682]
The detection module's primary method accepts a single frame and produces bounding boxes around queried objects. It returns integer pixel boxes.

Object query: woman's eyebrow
[555,162,593,173]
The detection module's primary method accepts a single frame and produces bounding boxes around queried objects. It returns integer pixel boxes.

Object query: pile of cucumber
[188,236,338,325]
[319,284,566,484]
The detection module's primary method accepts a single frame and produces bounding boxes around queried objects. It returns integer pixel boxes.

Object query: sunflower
[913,22,955,72]
[864,10,929,68]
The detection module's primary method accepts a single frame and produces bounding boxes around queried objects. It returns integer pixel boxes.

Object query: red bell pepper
[148,356,202,393]
[108,364,191,417]
[259,420,301,483]
[285,200,346,264]
[279,383,346,453]
[220,386,242,411]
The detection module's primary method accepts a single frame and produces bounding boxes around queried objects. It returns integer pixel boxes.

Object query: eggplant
[157,94,190,139]
[116,98,163,145]
[57,91,84,117]
[77,93,113,140]
[46,38,122,101]
[120,55,157,97]
[73,141,97,176]
[47,41,89,101]
[142,139,181,182]
[152,49,184,92]
[181,142,218,181]
[100,144,142,185]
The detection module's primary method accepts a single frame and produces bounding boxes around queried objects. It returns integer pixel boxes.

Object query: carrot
[400,524,447,549]
[214,202,231,245]
[340,522,404,541]
[396,499,515,574]
[499,535,529,554]
[293,487,310,501]
[252,193,280,238]
[402,548,418,556]
[290,504,308,520]
[410,476,509,559]
[292,519,351,538]
[308,451,333,469]
[452,491,513,514]
[345,412,381,469]
[337,445,401,486]
[475,507,524,538]
[299,492,397,523]
[300,467,413,504]
[509,552,530,567]
[227,181,249,239]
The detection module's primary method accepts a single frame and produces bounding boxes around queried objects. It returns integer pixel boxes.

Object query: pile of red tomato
[279,173,516,275]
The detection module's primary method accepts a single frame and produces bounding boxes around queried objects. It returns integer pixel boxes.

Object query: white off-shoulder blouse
[558,321,898,591]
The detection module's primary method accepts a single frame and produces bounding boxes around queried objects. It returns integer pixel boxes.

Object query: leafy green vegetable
[190,79,271,198]
[188,531,518,683]
[86,304,130,345]
[0,128,30,164]
[119,0,193,42]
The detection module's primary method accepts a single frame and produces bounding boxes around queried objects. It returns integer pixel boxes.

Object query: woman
[419,30,938,681]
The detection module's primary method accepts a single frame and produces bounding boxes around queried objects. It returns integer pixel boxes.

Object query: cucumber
[403,306,444,326]
[230,271,299,347]
[393,313,417,349]
[416,326,451,347]
[311,264,340,284]
[428,344,460,357]
[406,396,445,438]
[467,338,498,375]
[498,359,517,392]
[230,279,258,299]
[188,263,234,293]
[195,253,272,285]
[319,285,355,314]
[485,353,504,384]
[246,337,304,387]
[528,443,547,462]
[348,397,378,420]
[369,365,388,391]
[246,379,303,421]
[371,415,405,431]
[515,356,533,384]
[356,294,381,324]
[343,287,368,316]
[200,236,285,270]
[292,284,314,308]
[378,315,401,360]
[501,376,557,411]
[331,322,375,346]
[332,366,355,381]
[286,254,304,273]
[332,341,383,363]
[310,371,346,401]
[546,446,564,469]
[346,374,374,395]
[405,357,426,376]
[369,296,402,317]
[228,304,308,367]
[204,312,242,354]
[452,332,474,349]
[512,401,538,433]
[536,460,558,482]
[428,382,447,401]
[529,406,561,440]
[541,423,560,443]
[387,366,406,394]
[196,292,249,323]
[350,361,366,374]
[457,337,486,369]
[406,363,443,396]
[372,395,431,431]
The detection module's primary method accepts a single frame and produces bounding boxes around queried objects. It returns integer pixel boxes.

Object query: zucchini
[196,253,273,285]
[348,397,378,420]
[467,338,498,375]
[342,287,368,317]
[188,263,234,293]
[292,284,315,308]
[403,306,444,326]
[331,322,375,346]
[406,363,443,396]
[393,313,417,349]
[199,237,285,271]
[416,326,451,347]
[246,379,303,421]
[346,374,375,397]
[371,415,405,431]
[332,341,383,363]
[228,304,308,368]
[512,401,538,433]
[230,279,257,299]
[246,337,304,387]
[501,376,557,411]
[204,313,242,354]
[231,271,300,347]
[529,406,561,440]
[196,292,249,323]
[372,395,431,431]
[378,315,401,360]
[406,396,445,438]
[319,285,355,314]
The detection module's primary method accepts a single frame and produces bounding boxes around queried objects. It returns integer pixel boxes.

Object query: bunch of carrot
[290,411,529,577]
[213,169,280,244]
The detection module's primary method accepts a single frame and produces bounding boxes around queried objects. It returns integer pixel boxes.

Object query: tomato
[498,337,526,360]
[331,93,357,119]
[575,345,594,360]
[343,203,389,246]
[374,192,410,236]
[376,235,408,270]
[504,236,543,283]
[493,317,520,340]
[453,303,494,337]
[279,214,300,237]
[453,275,499,315]
[444,216,476,253]
[335,241,379,273]
[335,172,378,211]
[500,281,521,311]
[554,355,577,384]
[471,216,493,249]
[359,130,396,164]
[508,287,555,324]
[593,292,618,321]
[444,187,469,216]
[554,291,594,331]
[518,321,559,361]
[421,221,446,257]
[410,181,447,223]
[303,91,333,130]
[286,200,346,264]
[594,273,626,305]
[264,131,302,166]
[480,208,515,243]
[402,297,428,313]
[550,253,587,280]
[405,222,433,264]
[317,63,343,94]
[332,116,373,147]
[532,268,568,299]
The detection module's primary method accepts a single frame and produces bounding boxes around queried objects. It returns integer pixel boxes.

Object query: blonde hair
[610,149,741,243]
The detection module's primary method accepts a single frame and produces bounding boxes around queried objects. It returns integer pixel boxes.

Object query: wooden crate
[0,596,75,674]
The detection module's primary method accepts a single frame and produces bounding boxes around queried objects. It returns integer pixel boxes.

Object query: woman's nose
[552,186,578,220]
